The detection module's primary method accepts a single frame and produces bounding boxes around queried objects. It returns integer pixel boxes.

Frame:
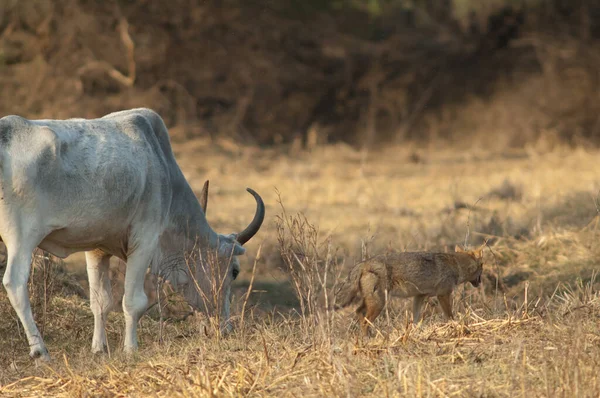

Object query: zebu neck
[154,177,218,283]
[171,172,219,246]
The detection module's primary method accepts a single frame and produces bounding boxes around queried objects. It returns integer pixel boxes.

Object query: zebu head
[181,181,265,331]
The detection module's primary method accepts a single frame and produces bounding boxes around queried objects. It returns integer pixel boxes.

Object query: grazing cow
[0,108,265,361]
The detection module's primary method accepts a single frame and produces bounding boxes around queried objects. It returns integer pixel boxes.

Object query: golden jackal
[336,243,485,334]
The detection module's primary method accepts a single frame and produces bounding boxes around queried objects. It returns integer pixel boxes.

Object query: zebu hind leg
[2,234,50,361]
[85,250,112,354]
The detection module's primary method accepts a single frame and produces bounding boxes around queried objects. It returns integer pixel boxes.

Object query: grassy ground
[0,138,599,397]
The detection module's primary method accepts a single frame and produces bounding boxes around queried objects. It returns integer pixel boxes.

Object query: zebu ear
[218,238,246,257]
[232,242,245,256]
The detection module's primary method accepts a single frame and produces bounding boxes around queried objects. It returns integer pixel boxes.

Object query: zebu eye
[232,268,239,280]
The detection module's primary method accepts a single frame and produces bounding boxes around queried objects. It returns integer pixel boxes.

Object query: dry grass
[0,285,598,397]
[1,140,600,396]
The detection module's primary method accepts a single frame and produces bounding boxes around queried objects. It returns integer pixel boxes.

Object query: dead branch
[0,21,16,40]
[77,12,136,87]
[395,58,446,142]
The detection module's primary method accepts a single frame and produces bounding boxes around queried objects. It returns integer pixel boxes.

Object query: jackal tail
[335,263,363,309]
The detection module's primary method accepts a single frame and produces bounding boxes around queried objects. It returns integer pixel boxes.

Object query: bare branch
[77,10,136,88]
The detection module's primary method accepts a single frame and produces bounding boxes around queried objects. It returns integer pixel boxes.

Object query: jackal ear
[472,247,484,258]
[455,245,465,253]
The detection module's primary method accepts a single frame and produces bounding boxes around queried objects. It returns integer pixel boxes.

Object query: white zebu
[0,108,264,360]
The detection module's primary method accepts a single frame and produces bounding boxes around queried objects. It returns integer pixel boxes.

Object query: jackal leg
[354,300,367,334]
[437,294,454,320]
[355,300,366,319]
[412,294,427,324]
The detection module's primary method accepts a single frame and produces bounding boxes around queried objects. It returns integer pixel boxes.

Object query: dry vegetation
[2,0,600,148]
[0,138,599,396]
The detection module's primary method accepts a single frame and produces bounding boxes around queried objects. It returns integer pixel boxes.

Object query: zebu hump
[0,115,30,146]
[0,115,58,171]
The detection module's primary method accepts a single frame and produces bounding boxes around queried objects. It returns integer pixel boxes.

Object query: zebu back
[0,110,172,258]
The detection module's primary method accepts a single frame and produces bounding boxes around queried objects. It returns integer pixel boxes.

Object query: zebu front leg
[122,245,154,353]
[2,236,50,361]
[85,250,112,354]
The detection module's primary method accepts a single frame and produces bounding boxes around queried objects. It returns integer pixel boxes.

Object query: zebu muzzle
[187,182,265,330]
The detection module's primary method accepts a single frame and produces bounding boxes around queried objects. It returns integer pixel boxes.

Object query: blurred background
[1,0,599,149]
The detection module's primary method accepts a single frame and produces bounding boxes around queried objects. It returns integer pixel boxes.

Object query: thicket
[0,0,599,148]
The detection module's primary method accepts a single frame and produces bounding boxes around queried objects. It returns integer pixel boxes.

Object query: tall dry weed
[29,250,61,337]
[183,242,234,340]
[275,192,343,348]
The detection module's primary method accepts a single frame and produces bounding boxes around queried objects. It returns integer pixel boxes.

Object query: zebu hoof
[123,344,139,359]
[30,346,51,362]
[91,343,108,355]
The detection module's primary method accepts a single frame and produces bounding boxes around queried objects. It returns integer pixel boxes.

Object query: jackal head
[455,241,486,287]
